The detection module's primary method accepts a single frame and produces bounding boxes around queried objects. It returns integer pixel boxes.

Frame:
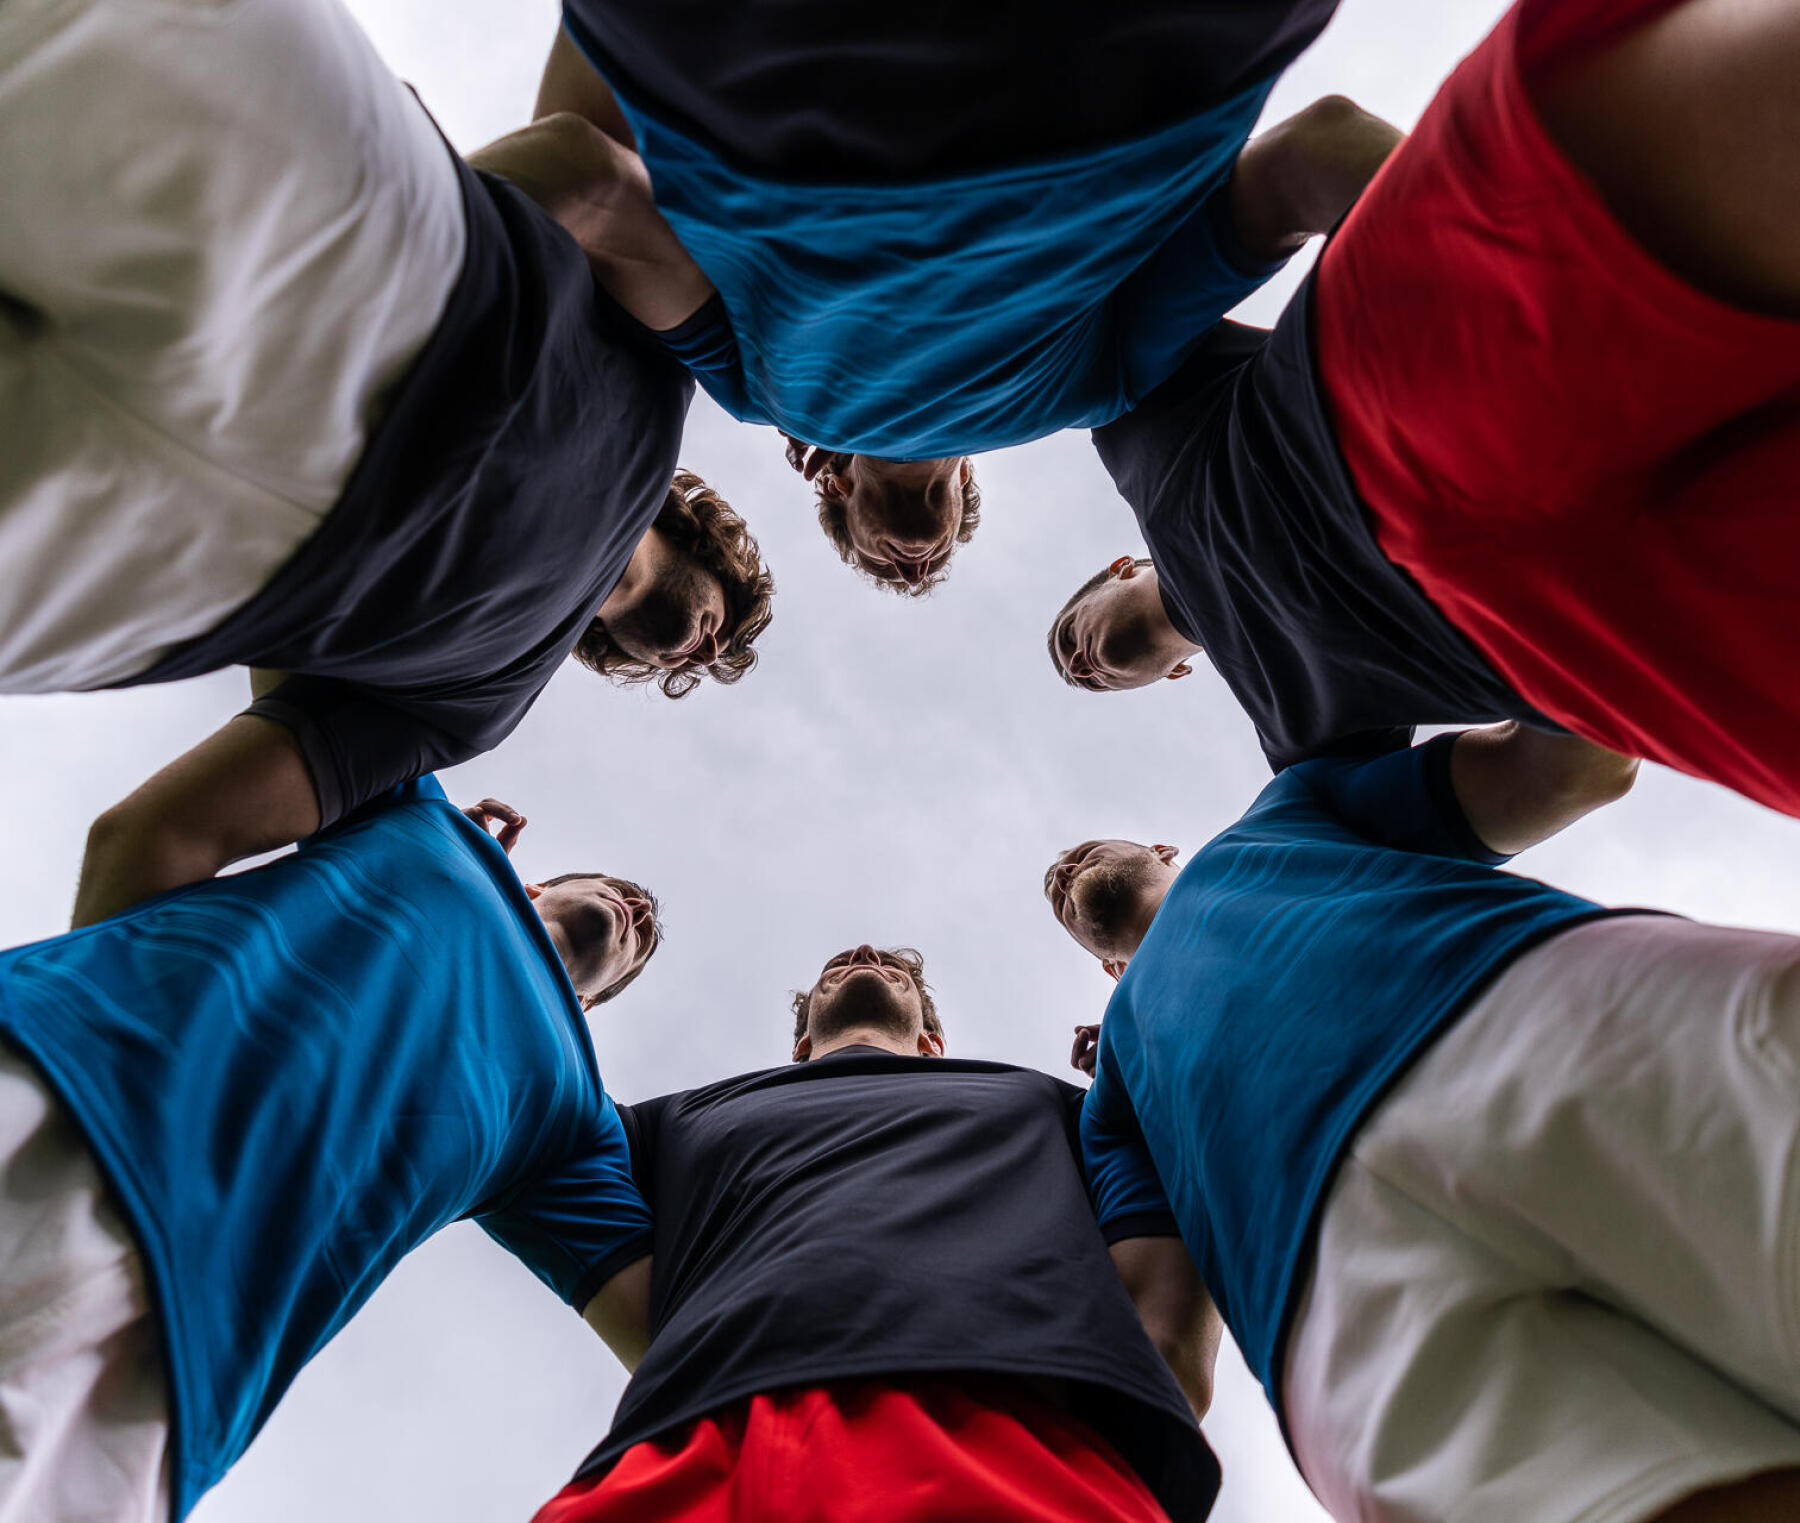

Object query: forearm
[468,115,713,332]
[1451,723,1640,856]
[1229,95,1404,261]
[582,1255,653,1372]
[1110,1237,1222,1422]
[535,25,636,147]
[73,715,321,928]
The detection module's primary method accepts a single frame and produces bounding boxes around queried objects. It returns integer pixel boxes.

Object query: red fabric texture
[1314,0,1800,816]
[532,1381,1172,1523]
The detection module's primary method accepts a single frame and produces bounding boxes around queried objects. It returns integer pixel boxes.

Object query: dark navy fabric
[578,1051,1218,1521]
[1081,737,1651,1412]
[562,0,1342,179]
[1092,275,1557,771]
[0,779,652,1518]
[562,5,1334,457]
[126,156,693,826]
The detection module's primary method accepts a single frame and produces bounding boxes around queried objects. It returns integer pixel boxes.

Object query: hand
[1071,1024,1101,1078]
[780,432,849,484]
[463,798,527,854]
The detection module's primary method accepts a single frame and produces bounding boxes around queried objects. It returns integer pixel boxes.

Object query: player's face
[1051,576,1177,692]
[828,457,968,590]
[1043,839,1165,960]
[530,877,657,1003]
[805,945,926,1035]
[604,556,728,672]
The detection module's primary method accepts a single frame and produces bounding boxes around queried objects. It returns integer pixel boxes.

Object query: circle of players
[3,1,1800,1519]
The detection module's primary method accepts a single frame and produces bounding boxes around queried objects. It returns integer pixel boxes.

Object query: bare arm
[467,114,713,333]
[535,26,636,147]
[72,715,322,928]
[1110,1237,1222,1422]
[1229,95,1405,262]
[582,1254,653,1372]
[1450,723,1640,856]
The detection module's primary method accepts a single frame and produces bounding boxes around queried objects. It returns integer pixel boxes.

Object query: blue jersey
[0,780,652,1517]
[559,2,1316,458]
[1081,738,1646,1414]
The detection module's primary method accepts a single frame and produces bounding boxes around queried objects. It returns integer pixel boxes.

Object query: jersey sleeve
[1299,731,1509,864]
[248,672,544,827]
[1080,1062,1182,1246]
[479,1090,655,1313]
[1113,182,1290,403]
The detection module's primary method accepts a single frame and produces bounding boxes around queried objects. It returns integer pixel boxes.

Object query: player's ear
[792,1033,813,1063]
[524,882,545,899]
[1167,662,1192,680]
[918,1029,945,1058]
[1109,555,1137,579]
[1102,958,1127,982]
[1152,844,1178,865]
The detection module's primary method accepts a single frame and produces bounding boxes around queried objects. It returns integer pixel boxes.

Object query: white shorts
[0,0,465,691]
[0,1039,168,1523]
[1284,915,1800,1523]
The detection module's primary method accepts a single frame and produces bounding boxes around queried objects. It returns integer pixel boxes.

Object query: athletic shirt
[576,1051,1222,1522]
[562,1,1338,457]
[122,156,694,827]
[1081,737,1653,1416]
[0,780,653,1519]
[1092,274,1555,771]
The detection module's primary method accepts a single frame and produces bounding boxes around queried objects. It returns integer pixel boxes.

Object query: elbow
[1563,750,1640,814]
[1149,1330,1214,1421]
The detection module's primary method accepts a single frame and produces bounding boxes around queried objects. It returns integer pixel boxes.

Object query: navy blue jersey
[1093,275,1555,770]
[582,1050,1219,1521]
[0,780,652,1517]
[561,3,1333,457]
[128,159,693,825]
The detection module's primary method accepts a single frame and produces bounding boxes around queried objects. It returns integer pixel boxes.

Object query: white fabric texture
[0,0,466,691]
[0,1039,168,1523]
[1283,914,1800,1523]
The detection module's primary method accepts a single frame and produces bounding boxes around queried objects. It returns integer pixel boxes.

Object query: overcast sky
[4,2,1797,1519]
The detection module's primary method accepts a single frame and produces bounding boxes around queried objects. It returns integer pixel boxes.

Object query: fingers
[1070,1024,1101,1077]
[463,799,528,854]
[779,432,839,482]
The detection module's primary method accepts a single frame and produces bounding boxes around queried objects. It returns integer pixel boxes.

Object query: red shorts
[532,1381,1171,1523]
[1315,0,1800,816]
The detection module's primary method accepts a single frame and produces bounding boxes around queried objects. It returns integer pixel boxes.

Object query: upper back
[1092,278,1546,770]
[137,162,694,699]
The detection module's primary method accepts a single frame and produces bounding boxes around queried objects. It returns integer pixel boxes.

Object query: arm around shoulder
[1450,722,1640,857]
[1110,1236,1222,1423]
[582,1254,654,1373]
[1229,95,1405,262]
[72,713,322,928]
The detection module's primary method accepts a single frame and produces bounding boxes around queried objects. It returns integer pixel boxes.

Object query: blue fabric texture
[0,780,652,1518]
[580,31,1284,457]
[1082,736,1644,1414]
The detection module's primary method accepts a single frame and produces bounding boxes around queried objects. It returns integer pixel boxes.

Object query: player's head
[1048,556,1197,691]
[809,451,980,595]
[525,872,662,1009]
[791,945,946,1061]
[577,469,775,696]
[1043,840,1181,978]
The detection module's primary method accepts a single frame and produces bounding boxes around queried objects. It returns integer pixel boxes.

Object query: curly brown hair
[790,946,945,1056]
[811,455,981,598]
[539,871,663,1009]
[574,470,774,697]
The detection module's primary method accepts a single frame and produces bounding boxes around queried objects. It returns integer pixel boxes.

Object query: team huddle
[2,0,1799,1518]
